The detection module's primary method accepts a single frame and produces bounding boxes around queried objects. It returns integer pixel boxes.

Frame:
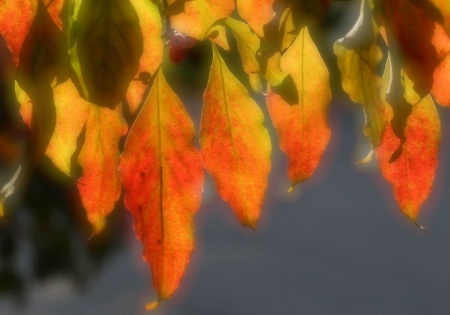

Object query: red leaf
[119,69,204,306]
[376,97,441,224]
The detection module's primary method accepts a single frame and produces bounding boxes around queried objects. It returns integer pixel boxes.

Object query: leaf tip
[356,149,374,164]
[145,300,160,311]
[90,218,106,238]
[0,199,4,217]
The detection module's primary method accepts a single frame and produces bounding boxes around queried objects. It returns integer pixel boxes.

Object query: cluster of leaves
[0,0,449,309]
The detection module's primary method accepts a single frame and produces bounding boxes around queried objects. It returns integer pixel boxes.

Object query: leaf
[0,0,64,66]
[45,79,90,176]
[427,0,450,35]
[77,104,128,234]
[376,96,440,225]
[167,0,234,40]
[119,69,204,306]
[381,0,440,96]
[200,45,271,228]
[267,27,331,190]
[236,0,275,37]
[126,0,163,114]
[376,60,441,225]
[334,0,386,148]
[68,0,143,107]
[431,23,450,107]
[207,24,230,51]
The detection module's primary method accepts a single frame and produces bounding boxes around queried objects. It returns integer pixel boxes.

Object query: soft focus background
[1,2,449,315]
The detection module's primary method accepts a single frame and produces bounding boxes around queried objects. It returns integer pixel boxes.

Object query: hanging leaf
[68,0,143,107]
[381,0,440,96]
[119,69,204,308]
[236,0,275,37]
[267,27,331,190]
[0,0,34,66]
[167,0,234,40]
[334,0,386,149]
[431,23,450,107]
[77,104,128,235]
[200,45,271,228]
[45,79,90,176]
[126,0,163,114]
[226,18,261,91]
[376,60,441,226]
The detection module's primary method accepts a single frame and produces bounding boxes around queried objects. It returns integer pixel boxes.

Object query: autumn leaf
[226,18,261,91]
[376,61,441,226]
[201,45,271,228]
[45,79,90,177]
[68,0,143,107]
[334,0,386,149]
[267,27,331,190]
[431,23,450,107]
[167,0,234,40]
[381,0,440,96]
[126,0,163,114]
[236,0,275,37]
[119,69,204,307]
[427,0,450,35]
[0,0,35,65]
[77,104,128,235]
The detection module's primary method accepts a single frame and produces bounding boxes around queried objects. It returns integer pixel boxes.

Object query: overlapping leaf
[200,45,271,228]
[68,0,143,107]
[236,0,275,37]
[376,60,441,225]
[431,24,450,107]
[77,105,128,234]
[119,69,203,307]
[334,0,386,149]
[267,27,331,190]
[0,0,35,65]
[381,0,440,96]
[167,0,234,40]
[126,0,163,114]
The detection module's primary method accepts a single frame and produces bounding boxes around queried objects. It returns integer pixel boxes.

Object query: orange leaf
[0,0,35,65]
[119,69,204,304]
[236,0,275,37]
[376,96,440,224]
[0,0,63,65]
[376,63,441,225]
[168,0,234,40]
[126,0,163,114]
[77,105,128,234]
[431,23,450,107]
[267,27,331,189]
[200,45,271,228]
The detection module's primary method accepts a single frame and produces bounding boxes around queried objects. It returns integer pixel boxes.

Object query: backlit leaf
[45,79,90,177]
[236,0,275,37]
[201,45,271,228]
[267,27,331,190]
[376,60,441,225]
[126,0,163,114]
[167,0,234,40]
[431,23,450,107]
[376,97,440,225]
[119,69,204,306]
[68,0,143,107]
[77,104,128,234]
[334,0,386,148]
[381,0,440,96]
